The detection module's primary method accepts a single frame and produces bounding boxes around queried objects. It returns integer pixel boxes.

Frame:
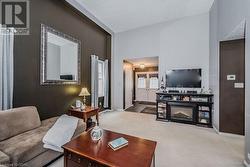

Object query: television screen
[166,69,202,88]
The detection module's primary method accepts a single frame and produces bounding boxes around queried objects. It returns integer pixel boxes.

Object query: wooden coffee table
[62,129,157,167]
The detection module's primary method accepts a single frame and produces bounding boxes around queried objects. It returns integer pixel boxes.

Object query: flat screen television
[166,69,202,88]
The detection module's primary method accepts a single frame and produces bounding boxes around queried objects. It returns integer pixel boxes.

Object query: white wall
[217,0,248,41]
[209,0,250,164]
[209,0,219,131]
[113,13,210,110]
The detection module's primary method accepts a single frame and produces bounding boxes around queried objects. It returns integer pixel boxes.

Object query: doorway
[219,39,245,135]
[135,71,158,102]
[123,57,159,112]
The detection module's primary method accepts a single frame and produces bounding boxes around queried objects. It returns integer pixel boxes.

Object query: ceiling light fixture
[140,64,145,69]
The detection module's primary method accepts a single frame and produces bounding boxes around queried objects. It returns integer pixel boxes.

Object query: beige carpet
[49,111,244,167]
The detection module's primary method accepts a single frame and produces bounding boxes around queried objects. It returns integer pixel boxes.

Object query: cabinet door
[157,102,167,119]
[65,151,106,167]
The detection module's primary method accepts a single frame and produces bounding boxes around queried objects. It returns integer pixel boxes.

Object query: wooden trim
[134,66,158,73]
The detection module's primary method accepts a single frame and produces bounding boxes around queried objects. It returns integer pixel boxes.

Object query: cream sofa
[0,106,86,167]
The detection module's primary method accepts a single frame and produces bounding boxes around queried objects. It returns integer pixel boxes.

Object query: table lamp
[79,88,90,110]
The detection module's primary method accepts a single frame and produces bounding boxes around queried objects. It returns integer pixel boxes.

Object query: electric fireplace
[169,104,196,123]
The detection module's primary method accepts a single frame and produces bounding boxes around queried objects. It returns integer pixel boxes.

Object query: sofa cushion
[24,149,62,167]
[0,116,86,164]
[0,106,41,141]
[0,116,56,164]
[0,151,10,166]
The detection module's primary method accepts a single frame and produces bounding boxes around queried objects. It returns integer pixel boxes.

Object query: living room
[0,0,250,167]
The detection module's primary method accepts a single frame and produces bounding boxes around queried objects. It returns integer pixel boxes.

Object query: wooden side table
[68,106,100,130]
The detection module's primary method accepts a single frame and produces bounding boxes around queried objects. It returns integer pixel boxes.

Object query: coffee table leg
[96,113,99,126]
[153,153,155,167]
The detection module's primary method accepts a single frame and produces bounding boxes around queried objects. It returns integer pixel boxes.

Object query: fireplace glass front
[170,106,194,122]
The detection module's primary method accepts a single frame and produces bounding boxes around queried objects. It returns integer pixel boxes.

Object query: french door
[135,72,158,102]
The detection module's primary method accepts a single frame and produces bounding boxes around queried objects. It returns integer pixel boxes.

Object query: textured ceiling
[75,0,214,33]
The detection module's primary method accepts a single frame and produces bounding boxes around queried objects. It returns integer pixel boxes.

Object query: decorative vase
[90,126,103,141]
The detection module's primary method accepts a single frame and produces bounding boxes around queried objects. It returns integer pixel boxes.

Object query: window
[137,74,146,88]
[149,77,159,89]
[149,74,159,89]
[98,60,105,97]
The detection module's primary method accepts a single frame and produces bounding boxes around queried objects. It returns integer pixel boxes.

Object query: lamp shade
[79,88,90,96]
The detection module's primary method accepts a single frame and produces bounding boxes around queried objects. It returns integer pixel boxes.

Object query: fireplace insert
[169,103,196,123]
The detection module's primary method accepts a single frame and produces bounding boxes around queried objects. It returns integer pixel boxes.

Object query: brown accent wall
[13,0,111,120]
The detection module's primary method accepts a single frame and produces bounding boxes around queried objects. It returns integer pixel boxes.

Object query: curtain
[91,55,99,107]
[0,26,14,110]
[103,59,109,108]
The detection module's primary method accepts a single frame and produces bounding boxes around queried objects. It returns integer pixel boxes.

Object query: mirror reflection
[47,32,78,81]
[41,24,81,85]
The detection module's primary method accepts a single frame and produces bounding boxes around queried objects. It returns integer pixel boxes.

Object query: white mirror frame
[40,24,81,85]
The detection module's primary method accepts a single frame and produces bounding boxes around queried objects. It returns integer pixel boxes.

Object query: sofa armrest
[0,150,10,166]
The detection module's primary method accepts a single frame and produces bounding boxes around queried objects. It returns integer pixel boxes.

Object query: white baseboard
[108,108,124,112]
[244,160,250,167]
[213,126,244,138]
[116,109,125,112]
[101,109,113,113]
[213,126,220,134]
[219,132,244,138]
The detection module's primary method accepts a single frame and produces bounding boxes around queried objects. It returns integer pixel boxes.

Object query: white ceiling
[75,0,214,33]
[126,57,159,68]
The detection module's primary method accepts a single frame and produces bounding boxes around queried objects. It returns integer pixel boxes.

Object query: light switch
[227,75,236,80]
[234,83,244,88]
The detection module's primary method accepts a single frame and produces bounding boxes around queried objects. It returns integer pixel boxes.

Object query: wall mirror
[40,24,81,85]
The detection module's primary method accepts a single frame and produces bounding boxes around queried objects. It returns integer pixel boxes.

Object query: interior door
[136,72,158,102]
[136,73,148,101]
[220,39,245,135]
[148,73,159,102]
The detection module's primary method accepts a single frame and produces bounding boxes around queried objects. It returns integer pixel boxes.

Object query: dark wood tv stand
[156,92,213,127]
